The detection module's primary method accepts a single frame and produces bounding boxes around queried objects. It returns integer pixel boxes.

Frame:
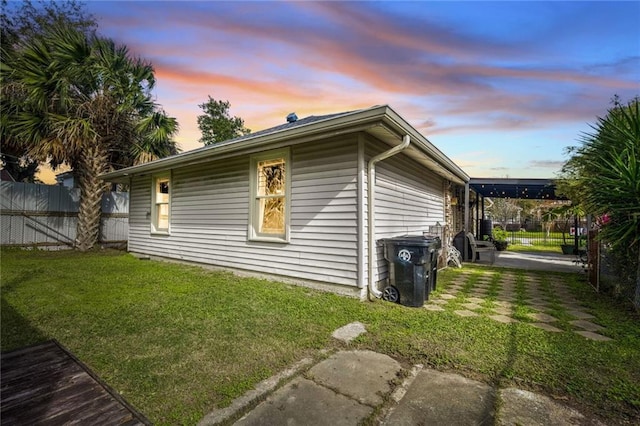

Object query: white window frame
[248,148,291,243]
[151,172,171,235]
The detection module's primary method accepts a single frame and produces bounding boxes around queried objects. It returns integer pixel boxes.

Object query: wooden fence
[1,181,128,249]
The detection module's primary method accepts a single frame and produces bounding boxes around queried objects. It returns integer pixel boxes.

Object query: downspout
[368,134,411,300]
[463,182,470,261]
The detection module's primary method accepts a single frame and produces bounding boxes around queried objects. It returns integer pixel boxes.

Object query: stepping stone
[429,298,448,305]
[386,369,495,425]
[559,299,582,306]
[526,303,549,311]
[489,315,518,324]
[235,377,372,425]
[332,322,367,343]
[467,297,485,304]
[527,313,558,323]
[562,303,585,311]
[454,310,479,317]
[308,350,401,407]
[529,323,563,332]
[461,303,482,310]
[440,294,456,300]
[424,304,445,311]
[570,320,605,332]
[566,310,594,320]
[494,301,513,308]
[498,388,590,425]
[574,331,612,342]
[492,307,512,316]
[554,291,576,298]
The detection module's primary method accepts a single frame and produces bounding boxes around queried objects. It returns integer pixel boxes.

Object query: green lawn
[507,244,563,253]
[2,249,639,424]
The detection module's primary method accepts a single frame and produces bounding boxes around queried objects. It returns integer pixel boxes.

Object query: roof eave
[379,106,470,184]
[100,105,390,181]
[100,104,469,185]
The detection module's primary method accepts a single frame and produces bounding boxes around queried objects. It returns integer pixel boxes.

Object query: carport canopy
[461,178,567,261]
[469,178,567,200]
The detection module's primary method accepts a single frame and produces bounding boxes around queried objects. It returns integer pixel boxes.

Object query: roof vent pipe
[368,134,411,300]
[286,113,298,123]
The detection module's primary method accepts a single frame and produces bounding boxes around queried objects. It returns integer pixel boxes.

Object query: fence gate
[1,181,128,249]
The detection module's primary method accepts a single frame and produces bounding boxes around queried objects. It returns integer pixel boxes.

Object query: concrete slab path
[477,250,582,274]
[384,369,495,425]
[202,349,598,426]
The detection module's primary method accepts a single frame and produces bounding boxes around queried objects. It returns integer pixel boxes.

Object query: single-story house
[100,105,470,299]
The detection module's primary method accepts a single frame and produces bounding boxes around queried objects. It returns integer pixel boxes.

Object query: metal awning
[468,178,566,200]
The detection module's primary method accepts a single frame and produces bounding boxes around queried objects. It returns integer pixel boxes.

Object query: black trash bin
[480,219,493,241]
[379,235,441,307]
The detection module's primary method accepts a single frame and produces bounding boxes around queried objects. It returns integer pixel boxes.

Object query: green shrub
[493,228,508,242]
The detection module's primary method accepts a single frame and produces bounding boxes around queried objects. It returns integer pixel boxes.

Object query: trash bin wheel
[382,286,400,303]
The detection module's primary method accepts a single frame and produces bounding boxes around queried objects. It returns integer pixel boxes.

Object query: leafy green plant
[197,97,251,145]
[2,21,179,251]
[558,97,640,309]
[492,228,508,242]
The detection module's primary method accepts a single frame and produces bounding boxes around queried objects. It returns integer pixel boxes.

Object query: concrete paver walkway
[426,269,612,341]
[202,349,601,425]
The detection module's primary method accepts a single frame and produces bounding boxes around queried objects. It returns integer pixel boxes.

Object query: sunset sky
[85,1,639,179]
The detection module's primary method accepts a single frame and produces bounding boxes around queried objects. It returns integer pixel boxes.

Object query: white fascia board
[379,106,470,184]
[99,104,470,185]
[100,105,391,182]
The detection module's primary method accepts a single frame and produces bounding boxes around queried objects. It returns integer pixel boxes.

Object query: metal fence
[477,218,587,249]
[1,181,128,249]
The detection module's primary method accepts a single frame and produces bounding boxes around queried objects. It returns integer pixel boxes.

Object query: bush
[492,228,508,242]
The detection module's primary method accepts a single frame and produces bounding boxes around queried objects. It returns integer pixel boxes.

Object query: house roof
[100,105,469,184]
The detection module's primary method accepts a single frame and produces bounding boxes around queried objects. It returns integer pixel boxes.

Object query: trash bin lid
[379,235,441,248]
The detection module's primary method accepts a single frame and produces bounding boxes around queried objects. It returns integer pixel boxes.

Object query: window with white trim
[152,173,171,233]
[249,149,290,242]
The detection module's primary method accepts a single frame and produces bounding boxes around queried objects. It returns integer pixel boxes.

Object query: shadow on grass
[1,297,49,352]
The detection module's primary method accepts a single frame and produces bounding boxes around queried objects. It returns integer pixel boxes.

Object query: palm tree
[1,25,179,251]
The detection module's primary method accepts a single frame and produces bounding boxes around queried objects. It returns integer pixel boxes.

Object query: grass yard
[507,244,563,253]
[2,249,639,424]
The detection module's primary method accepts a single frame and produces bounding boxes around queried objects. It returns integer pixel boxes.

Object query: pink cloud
[87,1,638,155]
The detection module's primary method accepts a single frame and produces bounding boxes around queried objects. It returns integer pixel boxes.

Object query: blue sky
[85,1,639,178]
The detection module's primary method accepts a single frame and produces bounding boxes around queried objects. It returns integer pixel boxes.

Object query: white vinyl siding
[365,136,445,285]
[127,136,360,287]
